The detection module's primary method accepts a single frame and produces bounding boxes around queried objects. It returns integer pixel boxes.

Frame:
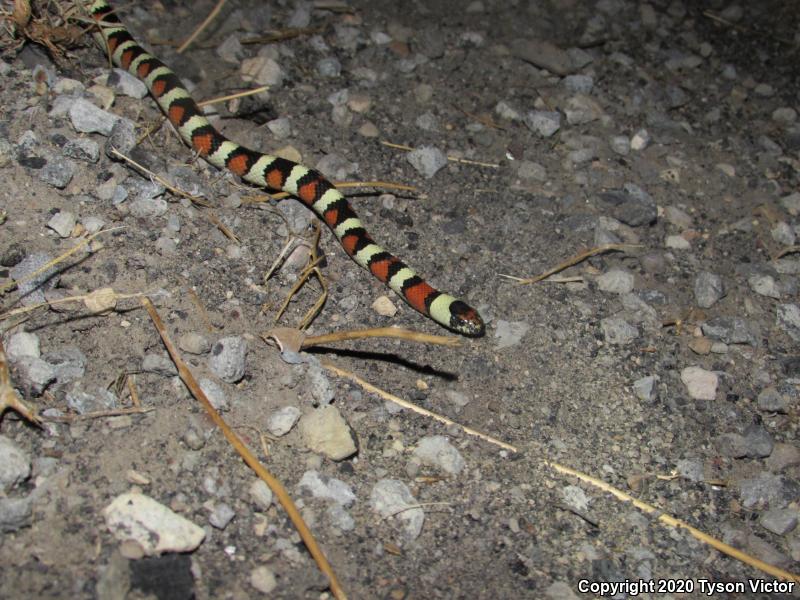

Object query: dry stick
[42,406,155,422]
[0,227,121,297]
[321,362,797,583]
[546,461,800,583]
[774,245,799,260]
[140,297,347,600]
[0,338,40,426]
[321,362,518,453]
[176,0,228,53]
[302,327,461,349]
[381,140,500,169]
[0,289,146,321]
[500,243,643,285]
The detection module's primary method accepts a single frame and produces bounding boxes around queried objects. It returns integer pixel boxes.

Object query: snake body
[87,1,484,336]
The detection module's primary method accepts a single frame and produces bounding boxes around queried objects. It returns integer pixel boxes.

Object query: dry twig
[176,0,228,53]
[0,338,40,426]
[381,140,500,169]
[141,297,348,599]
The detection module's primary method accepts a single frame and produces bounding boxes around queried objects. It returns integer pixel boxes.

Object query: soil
[0,0,799,599]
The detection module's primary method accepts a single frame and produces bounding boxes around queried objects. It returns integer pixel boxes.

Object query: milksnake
[86,0,485,336]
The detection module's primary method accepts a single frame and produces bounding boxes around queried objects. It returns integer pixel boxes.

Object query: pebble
[406,146,448,178]
[198,378,229,411]
[66,384,117,414]
[701,316,759,346]
[771,222,796,246]
[771,107,797,127]
[10,356,56,396]
[43,346,87,385]
[600,317,639,344]
[516,160,547,181]
[68,97,119,135]
[493,320,530,349]
[107,68,148,98]
[208,502,236,529]
[249,479,273,510]
[523,110,561,138]
[0,436,31,492]
[141,352,177,376]
[411,436,465,476]
[675,459,704,483]
[664,205,693,229]
[208,336,247,383]
[510,39,575,75]
[316,57,342,78]
[240,56,284,86]
[370,479,424,542]
[680,366,718,400]
[299,405,357,460]
[757,386,788,413]
[563,94,603,125]
[103,492,205,555]
[372,295,397,317]
[39,155,76,189]
[562,485,590,512]
[596,184,657,226]
[780,192,800,215]
[266,117,291,139]
[63,138,100,163]
[297,470,356,506]
[632,375,656,402]
[694,271,725,308]
[766,444,800,472]
[267,406,301,437]
[665,234,690,249]
[630,129,651,151]
[748,274,780,299]
[736,473,785,509]
[596,268,634,294]
[306,361,335,405]
[563,74,594,93]
[776,304,800,341]
[0,497,33,532]
[760,509,797,536]
[178,332,211,355]
[250,565,278,595]
[6,331,40,360]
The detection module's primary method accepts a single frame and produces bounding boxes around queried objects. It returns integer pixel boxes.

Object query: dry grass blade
[197,85,270,107]
[546,460,800,583]
[141,297,347,600]
[0,288,146,321]
[273,224,327,329]
[322,362,517,453]
[0,338,41,426]
[773,245,799,260]
[0,227,122,298]
[176,0,228,53]
[241,25,325,45]
[302,327,460,348]
[41,406,154,422]
[500,243,643,285]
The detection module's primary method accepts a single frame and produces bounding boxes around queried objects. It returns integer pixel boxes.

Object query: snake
[85,0,485,336]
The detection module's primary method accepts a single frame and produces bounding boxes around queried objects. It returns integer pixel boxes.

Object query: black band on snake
[87,0,485,336]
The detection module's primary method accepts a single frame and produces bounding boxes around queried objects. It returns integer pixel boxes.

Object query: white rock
[250,565,277,594]
[681,366,718,400]
[412,436,465,475]
[299,405,357,460]
[103,492,205,555]
[370,479,424,542]
[267,406,301,437]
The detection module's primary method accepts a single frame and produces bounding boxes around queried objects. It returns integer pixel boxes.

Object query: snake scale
[86,0,485,336]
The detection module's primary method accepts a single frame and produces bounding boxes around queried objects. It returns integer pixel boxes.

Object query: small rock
[562,485,590,512]
[250,565,277,595]
[688,337,713,355]
[714,433,749,458]
[208,336,247,383]
[240,56,284,86]
[675,459,704,483]
[630,129,651,151]
[596,183,657,226]
[5,331,40,360]
[632,375,656,402]
[680,366,718,400]
[104,493,205,554]
[702,316,759,346]
[694,271,725,308]
[141,352,177,376]
[249,479,273,510]
[107,68,148,98]
[69,98,119,135]
[523,110,561,138]
[665,234,690,249]
[749,274,781,299]
[600,317,638,344]
[42,346,87,385]
[267,406,301,437]
[760,509,797,536]
[736,473,785,509]
[307,361,334,405]
[510,39,575,75]
[195,378,227,411]
[597,268,634,294]
[372,295,397,317]
[299,405,357,460]
[370,479,424,542]
[765,444,800,472]
[664,206,693,229]
[10,356,56,396]
[178,332,211,355]
[776,304,800,341]
[0,436,31,492]
[771,222,796,246]
[0,497,33,532]
[757,386,788,413]
[412,436,465,476]
[741,424,774,459]
[208,502,235,529]
[297,470,356,506]
[63,138,100,163]
[406,146,448,178]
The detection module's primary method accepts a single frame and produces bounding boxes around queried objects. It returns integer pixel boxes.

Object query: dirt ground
[1,0,799,598]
